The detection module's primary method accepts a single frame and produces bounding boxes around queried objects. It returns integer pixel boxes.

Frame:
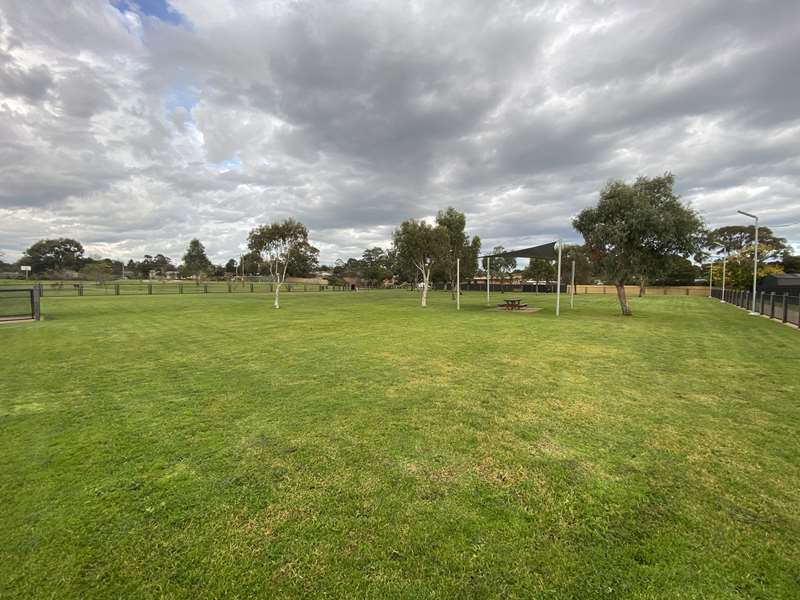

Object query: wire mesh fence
[711,287,800,328]
[33,281,350,298]
[0,287,39,321]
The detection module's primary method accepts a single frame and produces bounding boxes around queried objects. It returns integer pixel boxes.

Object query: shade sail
[480,241,558,261]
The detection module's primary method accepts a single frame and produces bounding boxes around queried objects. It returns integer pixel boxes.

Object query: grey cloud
[0,57,53,101]
[1,0,799,262]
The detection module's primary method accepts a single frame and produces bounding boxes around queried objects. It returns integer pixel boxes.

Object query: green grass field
[1,291,798,598]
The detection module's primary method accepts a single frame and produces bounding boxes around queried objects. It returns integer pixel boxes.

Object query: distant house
[759,273,800,295]
[472,275,525,286]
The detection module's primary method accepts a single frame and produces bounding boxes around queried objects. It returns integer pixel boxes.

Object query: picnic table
[499,297,527,310]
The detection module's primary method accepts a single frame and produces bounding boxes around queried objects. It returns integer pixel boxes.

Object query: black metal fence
[0,287,40,321]
[711,287,799,328]
[457,283,568,293]
[33,281,350,298]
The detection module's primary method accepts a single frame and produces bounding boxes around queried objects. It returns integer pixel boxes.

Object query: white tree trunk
[420,268,430,307]
[273,283,281,308]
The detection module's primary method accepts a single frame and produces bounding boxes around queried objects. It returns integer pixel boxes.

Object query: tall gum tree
[248,218,311,309]
[435,207,481,299]
[182,239,212,281]
[393,219,448,307]
[573,173,705,316]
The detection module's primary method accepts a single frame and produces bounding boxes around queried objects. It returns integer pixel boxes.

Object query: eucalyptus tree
[248,218,311,309]
[435,207,481,299]
[393,219,448,307]
[573,173,705,315]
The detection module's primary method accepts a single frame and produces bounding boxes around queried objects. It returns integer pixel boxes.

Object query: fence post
[114,283,119,296]
[228,283,232,293]
[770,292,775,318]
[179,284,183,294]
[32,286,40,320]
[782,293,789,322]
[250,283,254,292]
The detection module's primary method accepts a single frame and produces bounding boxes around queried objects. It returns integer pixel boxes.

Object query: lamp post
[720,251,727,303]
[737,210,759,314]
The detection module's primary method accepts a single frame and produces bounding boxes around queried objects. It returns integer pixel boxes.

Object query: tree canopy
[22,238,84,274]
[393,219,448,307]
[436,207,480,297]
[573,173,705,315]
[181,239,212,278]
[248,218,312,308]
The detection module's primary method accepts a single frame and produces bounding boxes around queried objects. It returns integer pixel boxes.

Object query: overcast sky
[1,0,798,265]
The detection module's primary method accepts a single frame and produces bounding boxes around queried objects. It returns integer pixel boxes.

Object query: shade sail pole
[570,258,575,309]
[556,240,562,317]
[456,258,460,311]
[486,256,491,305]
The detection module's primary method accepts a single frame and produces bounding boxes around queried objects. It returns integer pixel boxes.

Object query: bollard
[250,283,254,292]
[115,284,120,296]
[228,283,232,293]
[179,284,183,294]
[204,284,208,293]
[148,284,153,295]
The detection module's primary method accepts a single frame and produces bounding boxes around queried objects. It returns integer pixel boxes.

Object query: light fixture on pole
[737,210,759,315]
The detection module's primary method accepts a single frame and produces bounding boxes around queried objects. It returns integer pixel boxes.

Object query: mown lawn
[1,290,798,599]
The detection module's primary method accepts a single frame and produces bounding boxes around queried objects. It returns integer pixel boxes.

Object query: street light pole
[720,252,727,303]
[737,210,759,315]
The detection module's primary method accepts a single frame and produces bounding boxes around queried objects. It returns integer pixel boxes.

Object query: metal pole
[556,240,562,317]
[708,261,713,298]
[570,259,575,309]
[751,218,759,313]
[456,258,460,311]
[737,210,760,315]
[486,256,490,305]
[720,254,727,303]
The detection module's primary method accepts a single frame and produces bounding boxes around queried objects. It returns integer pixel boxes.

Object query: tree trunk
[616,283,632,316]
[638,277,646,297]
[273,283,281,308]
[421,269,429,307]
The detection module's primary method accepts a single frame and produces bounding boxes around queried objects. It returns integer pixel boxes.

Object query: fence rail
[711,287,800,328]
[34,281,350,298]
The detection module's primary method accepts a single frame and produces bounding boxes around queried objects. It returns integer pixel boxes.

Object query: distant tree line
[3,172,796,316]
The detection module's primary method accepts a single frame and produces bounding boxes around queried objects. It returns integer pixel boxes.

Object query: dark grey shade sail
[480,241,558,260]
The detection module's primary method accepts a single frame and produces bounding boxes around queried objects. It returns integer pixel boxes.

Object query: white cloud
[1,0,799,262]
